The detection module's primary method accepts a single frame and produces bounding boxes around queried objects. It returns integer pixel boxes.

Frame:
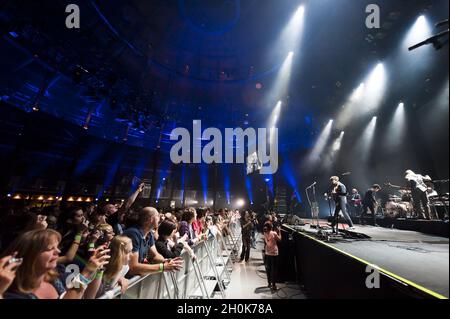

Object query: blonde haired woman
[2,229,109,299]
[92,236,131,298]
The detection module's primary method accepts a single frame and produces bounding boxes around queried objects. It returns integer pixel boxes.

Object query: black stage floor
[285,220,449,299]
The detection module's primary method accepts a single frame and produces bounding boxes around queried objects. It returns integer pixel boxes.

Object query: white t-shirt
[99,265,130,298]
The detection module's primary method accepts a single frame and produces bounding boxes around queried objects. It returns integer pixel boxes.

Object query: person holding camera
[263,222,281,292]
[1,229,110,299]
[0,254,21,299]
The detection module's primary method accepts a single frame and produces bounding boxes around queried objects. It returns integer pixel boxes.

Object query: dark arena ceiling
[0,0,448,201]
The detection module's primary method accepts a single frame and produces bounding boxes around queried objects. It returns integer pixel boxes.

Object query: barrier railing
[98,221,241,299]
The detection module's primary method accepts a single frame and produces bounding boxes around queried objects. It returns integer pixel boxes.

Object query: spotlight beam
[357,117,378,162]
[306,120,334,168]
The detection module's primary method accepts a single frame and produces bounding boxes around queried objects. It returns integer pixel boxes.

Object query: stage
[282,220,449,299]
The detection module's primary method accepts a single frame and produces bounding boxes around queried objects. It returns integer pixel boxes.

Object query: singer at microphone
[329,175,355,232]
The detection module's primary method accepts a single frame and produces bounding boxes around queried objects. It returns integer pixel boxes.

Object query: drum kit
[385,191,413,218]
[384,183,414,219]
[384,181,449,220]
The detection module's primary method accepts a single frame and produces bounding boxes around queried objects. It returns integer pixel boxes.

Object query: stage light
[356,116,378,162]
[403,15,432,49]
[7,193,11,197]
[266,54,295,106]
[245,173,254,206]
[13,195,21,200]
[270,101,282,127]
[305,120,334,168]
[386,102,406,150]
[365,63,386,110]
[337,63,387,128]
[332,131,345,152]
[322,131,345,170]
[350,83,365,102]
[236,199,245,208]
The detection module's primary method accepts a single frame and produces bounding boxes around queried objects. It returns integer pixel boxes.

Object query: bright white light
[350,83,365,102]
[306,120,334,168]
[337,64,387,129]
[356,117,378,162]
[403,15,432,49]
[386,102,406,149]
[271,100,282,122]
[365,64,386,110]
[265,5,305,107]
[280,5,305,52]
[332,131,345,152]
[236,199,245,208]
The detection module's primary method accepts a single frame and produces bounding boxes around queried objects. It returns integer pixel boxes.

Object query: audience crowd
[0,183,247,299]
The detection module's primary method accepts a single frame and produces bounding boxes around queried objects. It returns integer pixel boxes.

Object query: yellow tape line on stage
[283,225,448,300]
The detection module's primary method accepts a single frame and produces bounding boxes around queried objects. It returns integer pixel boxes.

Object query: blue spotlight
[224,165,231,205]
[97,154,123,199]
[201,163,208,205]
[245,175,254,206]
[282,156,303,203]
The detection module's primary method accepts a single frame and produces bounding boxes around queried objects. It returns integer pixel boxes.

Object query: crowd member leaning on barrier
[84,236,132,299]
[156,220,196,260]
[192,208,206,236]
[179,208,201,246]
[123,207,183,277]
[1,229,109,299]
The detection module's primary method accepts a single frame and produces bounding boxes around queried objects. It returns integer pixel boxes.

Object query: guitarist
[405,170,432,220]
[329,176,354,232]
[360,184,381,226]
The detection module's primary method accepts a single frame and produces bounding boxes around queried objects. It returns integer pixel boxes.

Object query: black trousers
[332,198,354,228]
[240,236,251,262]
[412,189,433,220]
[360,203,376,225]
[265,255,278,286]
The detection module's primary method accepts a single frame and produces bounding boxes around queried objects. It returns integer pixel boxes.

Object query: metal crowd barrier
[98,220,242,299]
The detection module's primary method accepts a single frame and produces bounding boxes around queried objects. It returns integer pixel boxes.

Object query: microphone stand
[306,183,319,228]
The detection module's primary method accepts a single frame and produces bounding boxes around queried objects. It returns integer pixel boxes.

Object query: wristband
[79,273,93,286]
[88,243,95,249]
[74,234,82,242]
[95,271,104,280]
